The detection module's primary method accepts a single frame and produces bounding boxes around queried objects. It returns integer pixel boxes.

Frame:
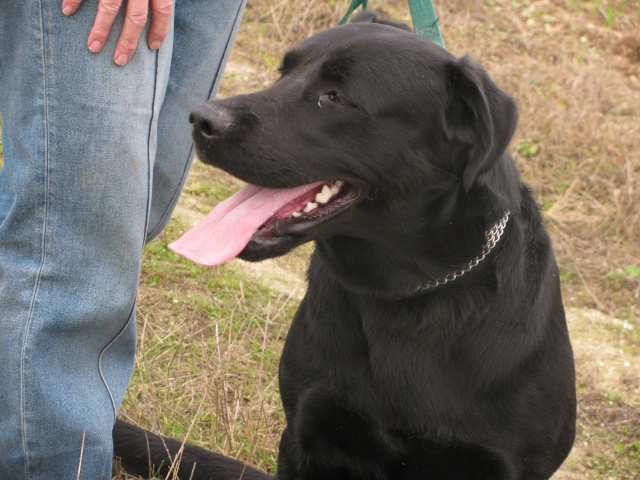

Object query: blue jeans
[0,1,246,478]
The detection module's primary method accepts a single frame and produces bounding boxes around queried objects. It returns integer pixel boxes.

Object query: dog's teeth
[335,180,344,188]
[303,202,318,213]
[315,185,333,204]
[330,184,340,195]
[292,212,302,218]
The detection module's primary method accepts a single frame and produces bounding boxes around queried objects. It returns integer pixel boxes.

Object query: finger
[147,0,173,50]
[113,0,150,65]
[62,0,83,16]
[86,0,124,54]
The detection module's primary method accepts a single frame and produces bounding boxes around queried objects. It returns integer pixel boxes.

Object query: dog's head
[178,14,518,281]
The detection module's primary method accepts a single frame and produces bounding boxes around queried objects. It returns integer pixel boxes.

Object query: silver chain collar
[415,211,511,292]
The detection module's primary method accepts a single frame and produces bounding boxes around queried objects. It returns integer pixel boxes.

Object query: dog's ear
[444,55,518,191]
[350,11,412,31]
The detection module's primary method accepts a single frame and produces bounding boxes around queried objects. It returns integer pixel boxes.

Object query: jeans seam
[20,1,51,477]
[144,0,247,242]
[97,305,137,420]
[97,48,160,419]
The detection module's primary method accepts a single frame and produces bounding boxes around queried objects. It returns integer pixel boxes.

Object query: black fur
[114,13,576,480]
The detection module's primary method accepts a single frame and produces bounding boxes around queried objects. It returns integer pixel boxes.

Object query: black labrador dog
[113,12,576,480]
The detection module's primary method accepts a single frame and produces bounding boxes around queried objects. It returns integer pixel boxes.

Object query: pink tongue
[169,182,323,266]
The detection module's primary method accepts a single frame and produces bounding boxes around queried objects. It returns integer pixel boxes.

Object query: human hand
[62,0,173,66]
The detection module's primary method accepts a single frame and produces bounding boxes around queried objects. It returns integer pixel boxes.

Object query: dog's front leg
[274,391,401,480]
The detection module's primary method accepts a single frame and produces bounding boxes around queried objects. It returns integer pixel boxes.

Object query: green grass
[119,223,290,477]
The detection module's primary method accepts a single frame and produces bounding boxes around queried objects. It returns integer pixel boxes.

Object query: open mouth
[168,180,363,266]
[257,180,359,237]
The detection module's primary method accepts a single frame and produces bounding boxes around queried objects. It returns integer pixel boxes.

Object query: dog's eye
[319,91,348,107]
[328,92,347,105]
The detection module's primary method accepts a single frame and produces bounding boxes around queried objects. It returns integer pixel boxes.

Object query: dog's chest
[358,304,471,425]
[287,287,478,435]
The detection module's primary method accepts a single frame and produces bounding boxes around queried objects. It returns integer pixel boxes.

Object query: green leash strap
[338,0,368,25]
[338,0,444,49]
[408,0,445,48]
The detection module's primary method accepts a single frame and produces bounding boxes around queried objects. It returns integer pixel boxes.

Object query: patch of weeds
[578,387,640,478]
[598,4,619,27]
[568,0,630,29]
[539,195,555,211]
[615,440,640,465]
[518,4,558,24]
[616,439,640,454]
[558,267,594,310]
[605,265,640,293]
[515,138,540,157]
[559,268,581,285]
[186,182,237,205]
[606,264,640,282]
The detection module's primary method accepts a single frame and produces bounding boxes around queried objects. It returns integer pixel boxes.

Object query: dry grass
[114,1,640,478]
[430,0,640,319]
[114,226,293,477]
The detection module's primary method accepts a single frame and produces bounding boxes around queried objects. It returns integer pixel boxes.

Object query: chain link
[415,211,511,292]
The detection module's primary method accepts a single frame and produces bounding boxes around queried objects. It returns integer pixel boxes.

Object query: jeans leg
[146,0,247,240]
[0,1,173,478]
[0,0,246,477]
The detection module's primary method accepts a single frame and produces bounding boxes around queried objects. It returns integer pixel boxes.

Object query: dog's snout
[189,104,234,140]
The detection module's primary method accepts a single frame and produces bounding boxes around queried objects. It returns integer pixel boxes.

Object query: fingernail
[62,5,74,15]
[114,53,129,66]
[88,40,102,53]
[148,40,162,50]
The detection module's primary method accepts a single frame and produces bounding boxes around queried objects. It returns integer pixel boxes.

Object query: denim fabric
[0,0,246,478]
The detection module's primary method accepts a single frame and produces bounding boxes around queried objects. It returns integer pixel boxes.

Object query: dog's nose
[189,104,234,140]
